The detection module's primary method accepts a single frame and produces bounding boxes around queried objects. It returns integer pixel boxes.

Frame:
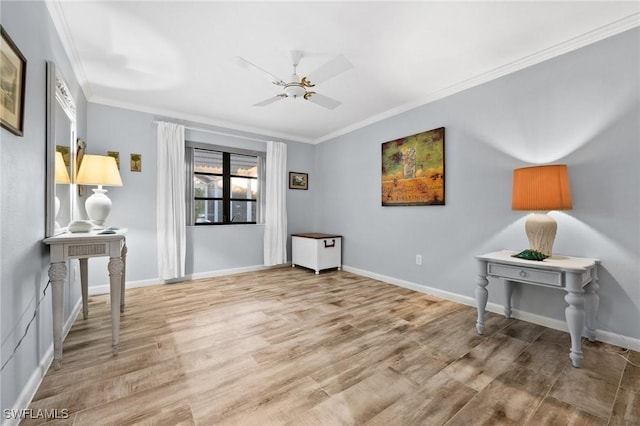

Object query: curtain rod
[152,120,269,144]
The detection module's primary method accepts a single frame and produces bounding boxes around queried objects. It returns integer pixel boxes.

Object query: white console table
[475,250,599,368]
[43,229,127,369]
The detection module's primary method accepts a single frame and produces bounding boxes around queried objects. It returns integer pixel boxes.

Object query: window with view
[191,147,261,225]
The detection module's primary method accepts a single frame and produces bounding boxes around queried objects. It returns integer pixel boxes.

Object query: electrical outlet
[416,254,422,265]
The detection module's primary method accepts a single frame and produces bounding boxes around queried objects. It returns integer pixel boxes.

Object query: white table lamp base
[86,185,112,226]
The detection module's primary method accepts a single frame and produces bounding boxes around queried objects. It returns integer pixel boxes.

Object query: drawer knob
[519,270,527,278]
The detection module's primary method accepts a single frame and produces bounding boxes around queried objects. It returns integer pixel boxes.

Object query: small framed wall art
[130,153,142,172]
[76,138,86,195]
[289,172,308,190]
[56,145,70,166]
[107,151,120,169]
[0,26,27,136]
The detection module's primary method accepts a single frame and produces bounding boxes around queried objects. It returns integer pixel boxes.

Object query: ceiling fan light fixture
[284,84,306,98]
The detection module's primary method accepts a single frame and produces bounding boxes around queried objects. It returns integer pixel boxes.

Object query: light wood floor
[27,267,639,425]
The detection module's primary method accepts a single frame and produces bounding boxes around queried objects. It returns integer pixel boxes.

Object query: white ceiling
[48,1,639,143]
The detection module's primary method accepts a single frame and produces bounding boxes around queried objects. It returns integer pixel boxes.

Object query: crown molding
[45,0,93,101]
[89,96,312,144]
[314,13,640,144]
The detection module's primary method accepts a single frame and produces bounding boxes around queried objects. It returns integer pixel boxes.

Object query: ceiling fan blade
[306,93,341,110]
[235,56,286,86]
[253,94,286,107]
[305,55,353,85]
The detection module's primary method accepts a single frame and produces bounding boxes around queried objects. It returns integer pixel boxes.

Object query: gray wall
[315,28,640,340]
[1,1,637,417]
[0,0,87,414]
[85,103,316,288]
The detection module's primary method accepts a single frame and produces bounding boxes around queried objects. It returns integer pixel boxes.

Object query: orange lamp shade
[512,164,572,211]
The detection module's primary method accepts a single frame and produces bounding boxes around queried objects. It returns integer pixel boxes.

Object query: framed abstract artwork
[1,26,27,136]
[381,127,445,206]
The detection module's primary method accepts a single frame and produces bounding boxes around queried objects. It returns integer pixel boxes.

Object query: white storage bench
[291,233,342,274]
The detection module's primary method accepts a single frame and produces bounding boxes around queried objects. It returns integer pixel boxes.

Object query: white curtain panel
[156,122,186,280]
[264,141,288,266]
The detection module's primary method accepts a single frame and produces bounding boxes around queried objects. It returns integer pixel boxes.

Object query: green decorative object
[511,249,548,261]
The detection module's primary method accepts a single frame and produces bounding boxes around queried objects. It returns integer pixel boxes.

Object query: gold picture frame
[107,151,120,169]
[1,26,27,136]
[76,138,86,196]
[130,153,142,172]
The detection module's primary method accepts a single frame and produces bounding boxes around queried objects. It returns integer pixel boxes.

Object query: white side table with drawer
[475,250,599,368]
[292,233,342,274]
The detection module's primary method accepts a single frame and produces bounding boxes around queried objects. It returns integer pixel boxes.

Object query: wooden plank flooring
[26,267,639,425]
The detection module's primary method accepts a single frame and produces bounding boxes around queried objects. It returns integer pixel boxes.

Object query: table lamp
[54,151,71,229]
[75,154,123,227]
[512,164,572,260]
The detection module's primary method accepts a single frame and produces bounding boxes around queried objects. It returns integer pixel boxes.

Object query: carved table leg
[584,268,599,342]
[108,256,124,355]
[565,272,585,368]
[475,260,489,334]
[48,261,67,370]
[503,279,513,319]
[120,244,128,313]
[80,258,88,319]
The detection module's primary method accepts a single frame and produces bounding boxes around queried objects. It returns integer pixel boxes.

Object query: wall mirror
[45,61,76,237]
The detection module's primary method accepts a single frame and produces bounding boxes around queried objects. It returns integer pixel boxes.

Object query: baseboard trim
[343,265,478,306]
[4,299,82,426]
[87,264,282,296]
[342,265,640,352]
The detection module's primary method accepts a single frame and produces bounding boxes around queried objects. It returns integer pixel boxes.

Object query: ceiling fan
[235,51,353,110]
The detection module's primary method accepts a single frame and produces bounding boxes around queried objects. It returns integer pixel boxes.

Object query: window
[189,146,263,225]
